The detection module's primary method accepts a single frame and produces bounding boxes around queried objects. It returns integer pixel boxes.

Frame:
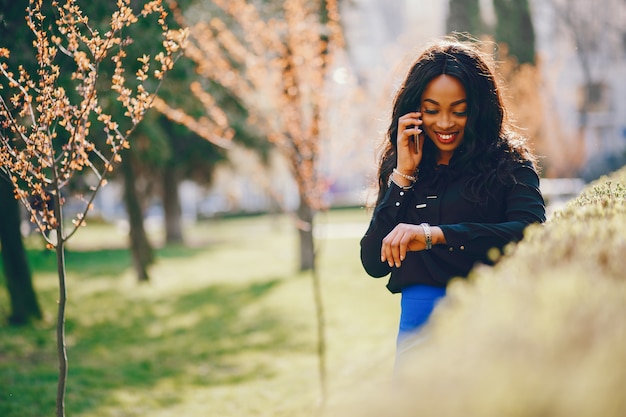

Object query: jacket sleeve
[439,164,546,260]
[360,182,411,278]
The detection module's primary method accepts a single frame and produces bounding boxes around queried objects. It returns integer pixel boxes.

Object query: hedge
[340,166,626,417]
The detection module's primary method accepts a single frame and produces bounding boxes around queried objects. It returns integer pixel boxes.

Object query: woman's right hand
[396,112,424,176]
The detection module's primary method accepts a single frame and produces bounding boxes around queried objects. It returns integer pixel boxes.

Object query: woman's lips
[436,132,457,144]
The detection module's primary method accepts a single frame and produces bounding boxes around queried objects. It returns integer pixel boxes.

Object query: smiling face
[420,74,468,165]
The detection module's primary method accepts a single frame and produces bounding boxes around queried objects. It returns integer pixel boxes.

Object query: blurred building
[530,0,626,179]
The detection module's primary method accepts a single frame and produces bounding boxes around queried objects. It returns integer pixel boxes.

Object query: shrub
[342,166,626,417]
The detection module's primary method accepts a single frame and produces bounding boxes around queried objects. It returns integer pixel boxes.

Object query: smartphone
[414,117,421,153]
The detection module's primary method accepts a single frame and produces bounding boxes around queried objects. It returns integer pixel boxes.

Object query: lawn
[0,208,399,417]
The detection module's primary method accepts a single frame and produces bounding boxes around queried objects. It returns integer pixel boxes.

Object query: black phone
[415,118,421,153]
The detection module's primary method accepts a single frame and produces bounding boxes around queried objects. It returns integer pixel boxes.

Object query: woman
[360,39,546,351]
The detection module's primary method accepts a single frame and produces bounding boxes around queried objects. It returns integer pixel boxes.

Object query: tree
[150,56,262,245]
[0,0,43,324]
[120,148,155,281]
[446,0,484,36]
[159,0,343,404]
[161,0,343,271]
[0,174,42,324]
[492,0,535,65]
[156,114,232,244]
[489,0,543,175]
[445,0,535,65]
[0,0,185,415]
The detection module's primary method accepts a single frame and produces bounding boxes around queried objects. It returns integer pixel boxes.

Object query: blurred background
[48,0,624,231]
[1,1,626,416]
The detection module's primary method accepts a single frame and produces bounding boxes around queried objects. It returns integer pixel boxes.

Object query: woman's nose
[436,114,454,129]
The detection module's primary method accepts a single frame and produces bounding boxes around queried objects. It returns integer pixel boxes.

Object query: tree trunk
[493,0,536,65]
[0,176,42,325]
[50,179,68,417]
[120,156,154,282]
[162,164,183,245]
[446,0,484,36]
[297,199,315,271]
[296,194,327,406]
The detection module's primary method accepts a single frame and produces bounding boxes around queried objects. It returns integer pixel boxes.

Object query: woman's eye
[454,111,468,116]
[423,109,437,115]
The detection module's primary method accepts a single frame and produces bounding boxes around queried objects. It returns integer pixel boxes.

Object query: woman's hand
[381,223,445,268]
[396,112,424,177]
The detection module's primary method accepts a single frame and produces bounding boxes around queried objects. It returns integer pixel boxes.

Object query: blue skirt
[397,284,446,345]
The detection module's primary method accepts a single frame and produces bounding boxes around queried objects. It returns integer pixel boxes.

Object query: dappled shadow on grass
[26,248,131,277]
[156,244,210,260]
[60,277,299,415]
[25,244,213,279]
[0,274,300,416]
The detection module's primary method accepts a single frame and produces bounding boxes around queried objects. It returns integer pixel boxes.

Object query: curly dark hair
[375,38,537,206]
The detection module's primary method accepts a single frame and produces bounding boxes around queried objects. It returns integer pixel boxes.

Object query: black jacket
[360,162,546,293]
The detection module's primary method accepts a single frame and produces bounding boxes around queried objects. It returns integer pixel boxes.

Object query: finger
[382,230,402,267]
[381,237,394,267]
[390,235,404,268]
[399,114,422,131]
[400,127,422,156]
[409,125,422,135]
[398,231,409,262]
[400,122,421,136]
[398,228,415,263]
[413,114,423,140]
[385,245,395,268]
[400,111,421,121]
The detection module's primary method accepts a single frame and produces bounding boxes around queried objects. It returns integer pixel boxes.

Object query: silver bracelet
[420,222,432,250]
[392,168,417,183]
[387,174,413,190]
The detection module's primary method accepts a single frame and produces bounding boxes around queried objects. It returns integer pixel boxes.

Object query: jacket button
[395,202,400,207]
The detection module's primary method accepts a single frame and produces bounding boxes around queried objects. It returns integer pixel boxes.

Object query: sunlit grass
[0,208,398,417]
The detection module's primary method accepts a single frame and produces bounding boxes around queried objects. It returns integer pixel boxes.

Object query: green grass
[0,208,398,417]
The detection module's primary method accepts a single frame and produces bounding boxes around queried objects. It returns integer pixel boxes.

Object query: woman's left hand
[381,223,428,267]
[381,223,445,267]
